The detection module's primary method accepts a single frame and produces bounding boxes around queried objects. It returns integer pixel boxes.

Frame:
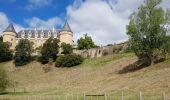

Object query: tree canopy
[127,0,170,65]
[77,34,95,50]
[0,42,13,62]
[0,36,2,42]
[61,42,73,55]
[14,39,33,66]
[40,38,60,64]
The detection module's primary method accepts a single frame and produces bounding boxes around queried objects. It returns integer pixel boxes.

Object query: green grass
[82,52,135,68]
[0,52,170,100]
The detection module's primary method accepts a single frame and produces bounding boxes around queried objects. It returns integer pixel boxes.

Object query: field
[0,53,170,100]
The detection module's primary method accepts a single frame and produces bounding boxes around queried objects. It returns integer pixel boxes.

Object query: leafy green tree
[77,34,95,50]
[55,55,84,67]
[41,38,60,63]
[127,0,170,65]
[0,36,2,42]
[0,67,9,93]
[14,39,33,66]
[0,42,13,62]
[61,43,73,55]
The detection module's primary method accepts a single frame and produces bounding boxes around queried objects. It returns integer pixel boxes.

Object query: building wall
[16,38,49,49]
[3,32,16,50]
[3,30,73,50]
[59,31,73,45]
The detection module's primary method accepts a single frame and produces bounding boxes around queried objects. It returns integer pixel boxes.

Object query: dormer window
[48,31,51,37]
[22,30,25,38]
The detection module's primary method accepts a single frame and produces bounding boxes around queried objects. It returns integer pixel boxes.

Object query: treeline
[0,33,96,67]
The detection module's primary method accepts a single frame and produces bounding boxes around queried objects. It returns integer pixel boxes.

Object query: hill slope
[1,53,170,99]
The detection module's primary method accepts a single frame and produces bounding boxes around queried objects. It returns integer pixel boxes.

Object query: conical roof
[3,23,16,33]
[61,21,72,32]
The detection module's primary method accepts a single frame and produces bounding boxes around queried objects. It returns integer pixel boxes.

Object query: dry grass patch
[0,53,170,100]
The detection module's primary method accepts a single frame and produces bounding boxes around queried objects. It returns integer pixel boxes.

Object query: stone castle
[2,21,73,50]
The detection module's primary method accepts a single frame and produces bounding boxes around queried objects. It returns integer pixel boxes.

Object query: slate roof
[17,29,58,38]
[3,23,16,33]
[4,21,73,38]
[61,21,72,32]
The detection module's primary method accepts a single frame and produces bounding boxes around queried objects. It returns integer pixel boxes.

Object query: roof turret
[61,20,72,32]
[3,23,16,33]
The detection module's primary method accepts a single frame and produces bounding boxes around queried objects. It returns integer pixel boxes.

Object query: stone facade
[73,42,129,58]
[2,21,73,50]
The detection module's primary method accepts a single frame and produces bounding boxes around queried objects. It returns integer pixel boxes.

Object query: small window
[11,38,13,41]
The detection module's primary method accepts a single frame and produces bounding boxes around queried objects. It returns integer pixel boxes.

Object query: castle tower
[3,23,17,50]
[59,21,73,45]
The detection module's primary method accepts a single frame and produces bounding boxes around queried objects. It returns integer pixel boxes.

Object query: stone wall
[73,42,129,58]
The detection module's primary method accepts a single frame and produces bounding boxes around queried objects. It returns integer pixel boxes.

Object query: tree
[0,42,13,62]
[61,43,73,55]
[0,67,9,93]
[0,36,2,42]
[77,34,95,50]
[14,39,33,66]
[127,0,170,65]
[40,38,60,64]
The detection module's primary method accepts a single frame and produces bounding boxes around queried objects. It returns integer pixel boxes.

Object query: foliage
[107,44,113,46]
[0,36,2,42]
[61,42,73,55]
[40,38,60,64]
[77,34,95,50]
[55,55,84,67]
[127,0,170,65]
[14,39,33,66]
[0,67,9,93]
[0,42,13,62]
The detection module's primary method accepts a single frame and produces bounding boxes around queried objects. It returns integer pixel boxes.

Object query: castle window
[11,38,13,41]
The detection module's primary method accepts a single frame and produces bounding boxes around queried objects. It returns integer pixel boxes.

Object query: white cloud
[0,12,9,33]
[27,0,53,10]
[67,0,170,45]
[0,12,24,36]
[25,17,64,28]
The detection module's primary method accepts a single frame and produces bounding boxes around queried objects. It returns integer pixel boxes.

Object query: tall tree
[127,0,170,65]
[0,36,2,42]
[0,42,13,62]
[14,39,33,66]
[41,38,60,64]
[61,43,73,55]
[77,34,95,50]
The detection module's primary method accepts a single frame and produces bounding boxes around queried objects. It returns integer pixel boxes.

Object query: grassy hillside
[0,53,170,99]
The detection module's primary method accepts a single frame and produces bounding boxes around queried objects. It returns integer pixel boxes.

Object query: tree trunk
[149,56,154,66]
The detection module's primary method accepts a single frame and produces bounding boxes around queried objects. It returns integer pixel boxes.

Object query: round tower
[59,21,73,45]
[3,23,17,50]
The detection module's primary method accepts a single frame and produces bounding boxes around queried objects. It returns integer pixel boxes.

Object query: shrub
[14,39,33,66]
[61,43,73,55]
[0,67,9,93]
[38,55,49,64]
[40,38,60,64]
[55,55,84,67]
[0,42,13,62]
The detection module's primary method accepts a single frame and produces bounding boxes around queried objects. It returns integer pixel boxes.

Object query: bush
[55,55,84,67]
[61,43,73,55]
[0,42,13,62]
[14,39,33,66]
[0,67,9,93]
[41,38,60,64]
[38,56,49,64]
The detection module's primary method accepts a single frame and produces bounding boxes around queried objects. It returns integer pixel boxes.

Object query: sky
[0,0,170,45]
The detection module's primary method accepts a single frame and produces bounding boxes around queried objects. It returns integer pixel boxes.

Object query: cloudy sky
[0,0,170,45]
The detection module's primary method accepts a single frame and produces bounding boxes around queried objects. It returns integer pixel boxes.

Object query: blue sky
[0,0,169,45]
[0,0,74,28]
